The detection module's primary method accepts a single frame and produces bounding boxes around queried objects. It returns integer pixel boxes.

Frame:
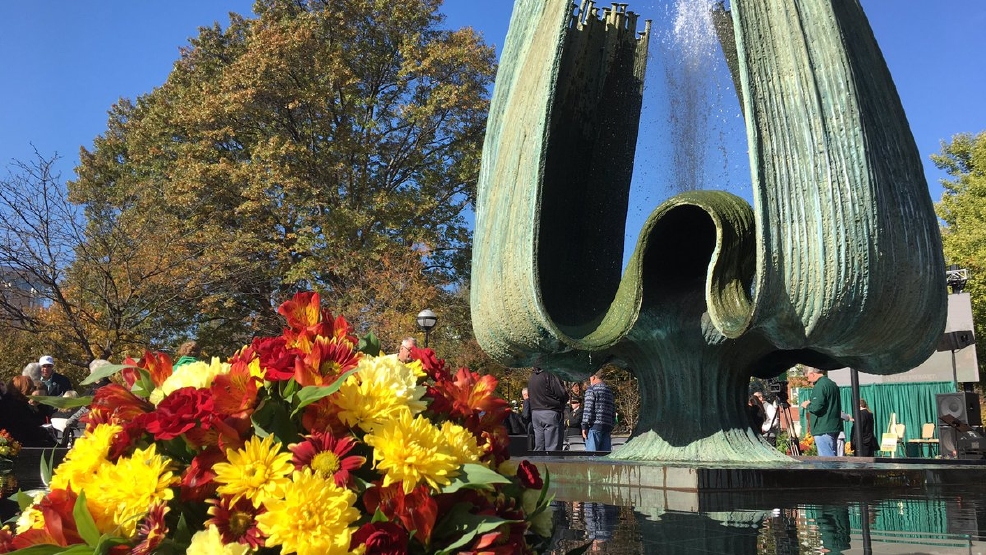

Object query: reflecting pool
[545,484,986,554]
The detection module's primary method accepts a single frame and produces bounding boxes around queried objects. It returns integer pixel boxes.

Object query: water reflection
[547,490,986,554]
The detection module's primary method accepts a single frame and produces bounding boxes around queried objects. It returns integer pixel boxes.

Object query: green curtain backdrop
[795,382,956,449]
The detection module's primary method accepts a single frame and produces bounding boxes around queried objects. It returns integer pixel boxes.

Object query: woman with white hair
[21,362,42,387]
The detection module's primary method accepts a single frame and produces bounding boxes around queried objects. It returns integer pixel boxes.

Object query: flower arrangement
[0,292,552,554]
[0,431,21,460]
[798,432,818,456]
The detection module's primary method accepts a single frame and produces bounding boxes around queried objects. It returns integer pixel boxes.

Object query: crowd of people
[747,369,880,457]
[0,346,199,450]
[504,366,617,453]
[0,355,77,447]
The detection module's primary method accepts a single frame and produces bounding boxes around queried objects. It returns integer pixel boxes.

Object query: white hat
[39,355,54,366]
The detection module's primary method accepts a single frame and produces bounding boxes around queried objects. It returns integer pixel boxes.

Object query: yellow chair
[907,423,939,457]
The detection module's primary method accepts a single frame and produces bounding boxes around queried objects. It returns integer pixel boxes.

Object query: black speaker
[940,426,986,459]
[937,392,982,427]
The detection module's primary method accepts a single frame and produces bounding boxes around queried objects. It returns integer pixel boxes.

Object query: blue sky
[2,1,984,257]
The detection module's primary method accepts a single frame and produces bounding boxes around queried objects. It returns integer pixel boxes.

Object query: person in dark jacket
[855,398,878,457]
[564,398,584,446]
[38,355,72,398]
[527,367,569,451]
[1,376,53,447]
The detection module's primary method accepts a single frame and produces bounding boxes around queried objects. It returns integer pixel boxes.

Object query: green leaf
[358,331,382,356]
[440,463,511,493]
[279,378,299,402]
[32,396,92,409]
[290,368,359,417]
[80,363,134,386]
[370,508,389,524]
[39,449,56,486]
[4,545,79,554]
[252,399,297,444]
[15,489,36,511]
[72,490,101,546]
[434,506,511,555]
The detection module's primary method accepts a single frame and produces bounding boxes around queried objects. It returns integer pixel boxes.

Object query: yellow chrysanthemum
[333,355,427,432]
[364,411,459,493]
[440,421,485,466]
[84,444,178,537]
[256,468,359,555]
[149,357,231,405]
[187,525,251,555]
[49,423,122,491]
[213,435,293,508]
[14,492,46,534]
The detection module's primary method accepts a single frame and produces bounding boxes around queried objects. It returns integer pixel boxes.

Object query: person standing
[855,398,878,457]
[564,397,584,446]
[521,387,534,451]
[800,367,842,456]
[755,391,779,446]
[581,369,616,451]
[527,366,569,451]
[38,355,72,398]
[173,341,201,368]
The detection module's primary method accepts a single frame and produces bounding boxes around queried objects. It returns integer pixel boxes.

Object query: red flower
[363,484,437,544]
[131,503,169,555]
[277,292,358,353]
[181,448,225,502]
[10,529,59,550]
[293,336,361,387]
[517,460,543,490]
[206,495,266,548]
[434,368,510,420]
[234,336,295,382]
[301,397,347,436]
[145,387,216,441]
[34,488,83,547]
[0,526,14,553]
[210,365,259,418]
[411,348,451,382]
[87,384,153,431]
[350,521,409,555]
[289,432,365,487]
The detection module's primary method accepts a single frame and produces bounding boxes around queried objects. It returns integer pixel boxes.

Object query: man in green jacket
[800,368,842,456]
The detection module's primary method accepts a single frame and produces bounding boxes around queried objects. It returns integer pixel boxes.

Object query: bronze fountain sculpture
[471,0,946,462]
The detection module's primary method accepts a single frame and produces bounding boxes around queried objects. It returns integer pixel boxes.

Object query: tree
[934,131,986,383]
[0,152,211,371]
[69,0,496,354]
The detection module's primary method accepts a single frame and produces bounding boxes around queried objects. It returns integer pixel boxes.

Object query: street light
[416,309,438,347]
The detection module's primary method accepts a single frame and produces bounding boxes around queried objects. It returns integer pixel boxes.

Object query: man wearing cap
[38,355,72,398]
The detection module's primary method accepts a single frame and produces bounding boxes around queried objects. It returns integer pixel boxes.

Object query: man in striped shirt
[581,369,616,451]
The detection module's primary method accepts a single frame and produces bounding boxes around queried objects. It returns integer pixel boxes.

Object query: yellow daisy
[256,468,359,555]
[213,435,294,508]
[333,355,427,433]
[440,421,485,466]
[49,423,122,492]
[364,411,459,493]
[85,444,178,537]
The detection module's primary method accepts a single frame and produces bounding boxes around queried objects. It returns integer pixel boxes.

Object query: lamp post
[416,309,438,348]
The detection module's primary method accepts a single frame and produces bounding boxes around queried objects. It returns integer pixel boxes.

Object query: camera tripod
[767,400,802,456]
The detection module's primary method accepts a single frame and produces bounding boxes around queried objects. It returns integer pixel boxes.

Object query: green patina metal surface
[471,0,947,462]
